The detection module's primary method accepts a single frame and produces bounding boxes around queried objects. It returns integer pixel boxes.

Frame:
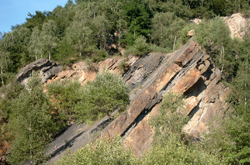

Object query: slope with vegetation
[0,0,250,164]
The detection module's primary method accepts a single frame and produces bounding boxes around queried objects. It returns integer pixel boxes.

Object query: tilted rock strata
[46,56,139,85]
[16,58,62,85]
[102,41,231,156]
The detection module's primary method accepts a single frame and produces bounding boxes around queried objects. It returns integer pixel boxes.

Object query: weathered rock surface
[190,13,248,40]
[16,58,62,85]
[12,41,231,162]
[46,55,139,86]
[224,13,248,40]
[102,41,231,156]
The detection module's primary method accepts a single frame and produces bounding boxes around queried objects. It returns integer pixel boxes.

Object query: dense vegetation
[55,93,223,165]
[0,72,129,164]
[0,0,250,164]
[0,0,249,84]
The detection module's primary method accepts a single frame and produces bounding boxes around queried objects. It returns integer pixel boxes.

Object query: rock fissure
[102,41,230,155]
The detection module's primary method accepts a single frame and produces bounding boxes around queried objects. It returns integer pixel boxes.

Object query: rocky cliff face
[102,41,231,156]
[8,41,230,162]
[16,58,62,85]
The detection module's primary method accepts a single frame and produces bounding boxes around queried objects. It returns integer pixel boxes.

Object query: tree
[47,80,81,121]
[28,27,43,60]
[25,11,51,30]
[92,15,109,49]
[121,1,153,45]
[0,50,12,86]
[75,72,129,124]
[7,74,57,164]
[40,20,59,60]
[64,20,93,57]
[0,26,31,71]
[51,5,75,40]
[65,0,74,9]
[152,12,186,50]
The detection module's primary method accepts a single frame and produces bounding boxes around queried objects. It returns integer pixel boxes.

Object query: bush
[55,92,223,165]
[47,80,81,122]
[7,74,58,164]
[149,44,171,53]
[75,72,130,124]
[125,36,149,56]
[150,92,189,144]
[145,92,223,164]
[54,137,138,165]
[143,135,223,165]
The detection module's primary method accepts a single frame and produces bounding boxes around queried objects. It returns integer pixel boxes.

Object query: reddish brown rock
[102,41,231,156]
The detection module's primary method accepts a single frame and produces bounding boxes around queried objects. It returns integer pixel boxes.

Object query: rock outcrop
[224,13,248,40]
[45,55,139,85]
[11,41,231,162]
[190,13,248,40]
[16,58,62,85]
[102,41,231,156]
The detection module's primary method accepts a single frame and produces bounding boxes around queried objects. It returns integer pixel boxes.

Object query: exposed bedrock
[102,41,231,156]
[16,58,62,85]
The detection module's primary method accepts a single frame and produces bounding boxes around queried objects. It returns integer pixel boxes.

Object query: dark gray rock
[16,58,62,85]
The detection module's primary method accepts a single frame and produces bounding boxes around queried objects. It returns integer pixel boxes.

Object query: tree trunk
[49,51,51,61]
[173,35,177,51]
[35,50,37,60]
[29,120,33,165]
[244,53,248,114]
[221,45,225,72]
[1,66,4,85]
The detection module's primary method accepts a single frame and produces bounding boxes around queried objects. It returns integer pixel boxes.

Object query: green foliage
[54,137,139,165]
[150,92,189,144]
[125,35,149,56]
[143,135,223,165]
[204,34,250,164]
[40,20,59,60]
[75,72,129,124]
[7,74,58,164]
[152,12,186,50]
[149,44,171,53]
[121,1,153,44]
[24,11,51,30]
[47,80,81,121]
[0,81,23,123]
[178,17,235,79]
[28,26,43,60]
[55,92,222,165]
[203,116,250,164]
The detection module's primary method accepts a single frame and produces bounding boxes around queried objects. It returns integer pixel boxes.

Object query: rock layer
[102,41,230,156]
[16,58,62,85]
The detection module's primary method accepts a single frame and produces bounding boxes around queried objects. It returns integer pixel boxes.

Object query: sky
[0,0,69,33]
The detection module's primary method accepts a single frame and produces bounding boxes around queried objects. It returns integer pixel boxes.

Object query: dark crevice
[120,42,205,138]
[49,130,86,158]
[184,77,207,97]
[120,94,161,137]
[188,100,201,119]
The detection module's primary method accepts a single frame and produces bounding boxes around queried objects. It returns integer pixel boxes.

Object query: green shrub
[47,80,81,122]
[149,44,171,53]
[54,137,139,165]
[150,92,189,144]
[145,92,223,164]
[119,59,129,74]
[125,36,149,56]
[75,72,130,124]
[7,74,58,164]
[143,135,223,165]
